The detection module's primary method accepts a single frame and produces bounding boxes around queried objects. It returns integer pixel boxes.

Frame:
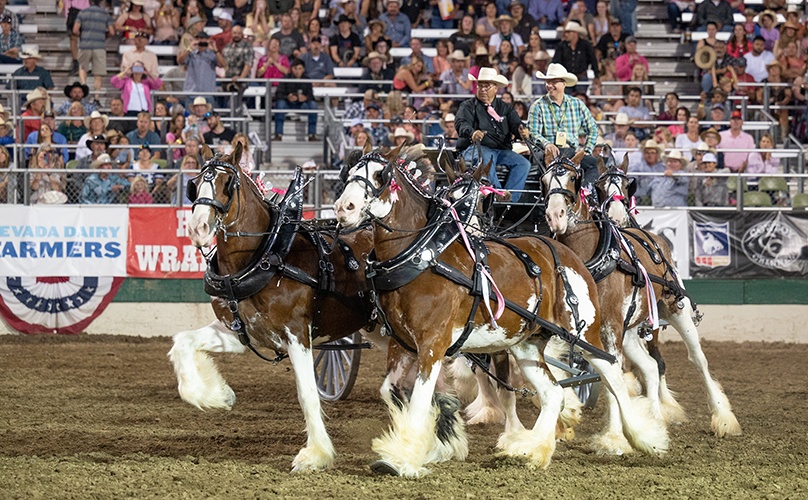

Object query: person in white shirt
[743,36,775,83]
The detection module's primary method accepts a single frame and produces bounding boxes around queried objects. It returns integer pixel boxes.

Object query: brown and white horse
[334,146,668,476]
[169,144,381,471]
[542,151,741,446]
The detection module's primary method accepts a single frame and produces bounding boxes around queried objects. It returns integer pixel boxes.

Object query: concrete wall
[2,303,806,343]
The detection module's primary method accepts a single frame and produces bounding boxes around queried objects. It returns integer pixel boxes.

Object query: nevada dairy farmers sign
[0,206,127,276]
[127,207,207,278]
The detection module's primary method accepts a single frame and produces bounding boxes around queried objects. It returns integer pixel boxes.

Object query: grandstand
[1,0,806,209]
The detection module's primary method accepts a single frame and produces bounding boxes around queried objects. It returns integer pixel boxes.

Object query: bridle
[187,156,246,244]
[541,155,583,206]
[595,166,636,213]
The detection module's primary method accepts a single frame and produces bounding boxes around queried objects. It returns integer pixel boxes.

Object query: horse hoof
[370,460,400,476]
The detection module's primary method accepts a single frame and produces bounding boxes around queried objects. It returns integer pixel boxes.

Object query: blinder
[542,156,582,203]
[190,157,242,214]
[627,178,637,199]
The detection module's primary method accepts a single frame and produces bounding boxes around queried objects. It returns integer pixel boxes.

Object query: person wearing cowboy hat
[10,48,54,96]
[551,21,598,88]
[628,139,666,204]
[330,14,362,67]
[757,9,779,52]
[699,127,725,170]
[529,0,565,30]
[73,0,115,92]
[359,51,394,92]
[55,81,98,117]
[77,134,111,170]
[80,153,130,204]
[387,127,415,147]
[456,67,530,202]
[379,0,411,48]
[693,0,733,32]
[488,14,525,57]
[604,112,630,149]
[646,149,690,207]
[527,63,599,183]
[508,0,536,42]
[21,87,50,141]
[439,50,473,95]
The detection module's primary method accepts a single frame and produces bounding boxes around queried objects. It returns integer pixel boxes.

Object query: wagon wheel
[314,332,363,401]
[570,357,600,410]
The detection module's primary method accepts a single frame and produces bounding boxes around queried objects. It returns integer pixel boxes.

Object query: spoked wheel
[314,332,363,401]
[570,355,600,410]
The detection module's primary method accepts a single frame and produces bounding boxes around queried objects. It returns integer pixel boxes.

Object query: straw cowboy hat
[666,149,687,166]
[469,67,510,86]
[595,136,613,148]
[20,47,42,60]
[185,16,204,29]
[611,112,629,125]
[493,15,518,28]
[447,50,469,61]
[535,63,578,86]
[695,45,717,70]
[90,153,115,168]
[23,87,49,108]
[563,21,588,36]
[691,140,711,155]
[758,10,778,26]
[781,20,801,32]
[388,127,415,144]
[84,111,110,129]
[640,139,665,153]
[192,96,213,112]
[367,19,385,30]
[64,81,90,99]
[700,127,722,144]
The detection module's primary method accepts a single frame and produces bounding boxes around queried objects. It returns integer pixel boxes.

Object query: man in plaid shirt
[222,25,255,109]
[528,63,600,184]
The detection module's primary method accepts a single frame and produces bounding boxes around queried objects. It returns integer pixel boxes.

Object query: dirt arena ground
[1,335,806,499]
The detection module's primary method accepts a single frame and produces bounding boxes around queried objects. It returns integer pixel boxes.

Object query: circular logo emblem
[741,220,803,272]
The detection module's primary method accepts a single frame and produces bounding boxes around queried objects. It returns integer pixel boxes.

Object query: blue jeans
[462,145,530,202]
[611,0,638,36]
[274,99,317,135]
[431,8,454,29]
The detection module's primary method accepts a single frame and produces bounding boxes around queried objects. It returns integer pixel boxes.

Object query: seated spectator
[626,63,655,112]
[301,36,334,83]
[617,86,651,140]
[151,100,170,137]
[339,0,367,36]
[388,127,415,148]
[506,1,534,44]
[9,49,53,94]
[26,119,69,164]
[401,105,423,144]
[615,36,647,81]
[129,144,167,201]
[371,38,396,70]
[604,112,630,148]
[489,15,525,57]
[344,89,378,123]
[778,40,806,81]
[365,103,389,147]
[165,114,186,161]
[756,61,791,141]
[56,81,98,117]
[440,50,473,96]
[653,126,675,150]
[700,127,725,169]
[231,133,256,175]
[529,0,565,30]
[402,38,434,74]
[596,18,627,61]
[80,154,130,204]
[111,62,163,116]
[364,19,390,56]
[727,23,752,59]
[629,138,665,203]
[512,51,544,98]
[167,154,201,206]
[0,116,12,150]
[21,87,49,142]
[126,111,162,158]
[692,152,727,206]
[128,175,154,204]
[450,14,480,56]
[492,39,519,80]
[210,11,234,52]
[303,17,328,50]
[393,57,434,93]
[566,1,593,38]
[657,92,681,122]
[589,2,611,44]
[719,110,755,172]
[247,0,272,45]
[0,12,23,63]
[111,134,133,170]
[354,129,372,149]
[701,40,736,95]
[675,115,701,160]
[647,149,689,206]
[379,0,411,48]
[432,40,451,78]
[29,145,67,205]
[330,14,362,67]
[58,102,88,148]
[359,52,394,93]
[107,97,133,135]
[744,36,775,82]
[694,0,733,32]
[476,2,498,41]
[0,145,9,203]
[257,37,290,85]
[272,12,306,59]
[203,111,237,148]
[745,133,781,179]
[757,10,779,52]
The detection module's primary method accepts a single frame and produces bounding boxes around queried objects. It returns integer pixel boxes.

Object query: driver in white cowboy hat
[455,67,530,202]
[527,62,599,184]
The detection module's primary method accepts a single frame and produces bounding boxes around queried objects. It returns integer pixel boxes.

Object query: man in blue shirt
[379,0,411,48]
[647,149,690,207]
[527,0,565,30]
[177,31,227,108]
[126,112,163,159]
[9,48,53,95]
[301,37,334,82]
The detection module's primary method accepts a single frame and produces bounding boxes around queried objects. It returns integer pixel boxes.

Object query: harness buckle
[228,300,239,313]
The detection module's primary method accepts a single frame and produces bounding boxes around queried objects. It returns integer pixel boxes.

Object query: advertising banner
[0,206,128,277]
[127,207,207,278]
[690,211,808,278]
[633,209,691,279]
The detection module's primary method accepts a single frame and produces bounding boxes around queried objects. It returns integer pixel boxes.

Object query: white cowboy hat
[469,67,509,87]
[39,191,69,204]
[84,110,110,129]
[666,149,687,165]
[595,136,612,147]
[691,140,710,154]
[563,21,588,36]
[493,15,518,28]
[23,87,49,108]
[443,113,455,123]
[534,50,551,61]
[641,139,665,153]
[612,112,629,125]
[388,127,415,143]
[534,63,578,86]
[90,153,115,168]
[447,50,469,61]
[20,47,43,60]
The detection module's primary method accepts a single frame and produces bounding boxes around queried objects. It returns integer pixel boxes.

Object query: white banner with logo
[634,209,691,279]
[0,206,128,277]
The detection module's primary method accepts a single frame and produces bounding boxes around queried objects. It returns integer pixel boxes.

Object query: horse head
[187,142,249,248]
[593,153,635,227]
[540,149,587,235]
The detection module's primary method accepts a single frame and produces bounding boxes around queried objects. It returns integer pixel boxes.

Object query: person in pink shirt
[718,110,756,172]
[615,37,648,82]
[256,37,290,86]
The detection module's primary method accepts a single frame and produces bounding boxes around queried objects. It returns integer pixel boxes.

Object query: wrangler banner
[127,207,207,278]
[690,211,808,278]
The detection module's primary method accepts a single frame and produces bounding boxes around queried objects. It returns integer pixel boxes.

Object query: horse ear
[362,141,373,155]
[475,157,492,182]
[231,141,243,169]
[571,149,586,166]
[201,144,214,162]
[386,142,405,162]
[544,147,556,166]
[441,152,457,183]
[597,157,607,175]
[619,152,629,174]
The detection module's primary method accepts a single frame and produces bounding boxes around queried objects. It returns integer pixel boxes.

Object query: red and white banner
[127,207,207,278]
[0,206,128,277]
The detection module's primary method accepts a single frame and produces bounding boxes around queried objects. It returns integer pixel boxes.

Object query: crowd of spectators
[0,0,805,207]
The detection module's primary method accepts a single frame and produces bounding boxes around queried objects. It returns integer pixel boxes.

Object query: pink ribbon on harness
[389,179,402,202]
[479,185,507,198]
[441,197,505,328]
